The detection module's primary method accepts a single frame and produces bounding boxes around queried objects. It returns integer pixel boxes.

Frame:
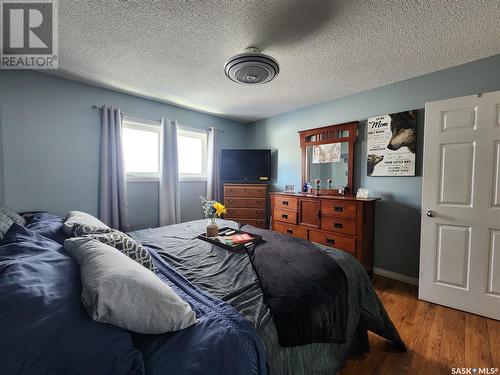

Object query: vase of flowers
[201,197,227,238]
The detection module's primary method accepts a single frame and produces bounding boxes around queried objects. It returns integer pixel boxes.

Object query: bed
[131,219,405,374]
[0,213,404,375]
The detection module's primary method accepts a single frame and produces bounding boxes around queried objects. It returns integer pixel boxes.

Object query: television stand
[223,183,268,229]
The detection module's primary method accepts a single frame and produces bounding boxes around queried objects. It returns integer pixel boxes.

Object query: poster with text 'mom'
[366,110,416,176]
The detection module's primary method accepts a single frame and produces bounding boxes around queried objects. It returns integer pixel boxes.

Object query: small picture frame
[284,185,296,193]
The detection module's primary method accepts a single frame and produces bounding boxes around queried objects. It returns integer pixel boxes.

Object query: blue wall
[2,56,500,278]
[248,54,500,278]
[0,71,248,229]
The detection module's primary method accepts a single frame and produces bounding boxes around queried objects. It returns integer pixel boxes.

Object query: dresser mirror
[299,121,358,195]
[306,141,349,187]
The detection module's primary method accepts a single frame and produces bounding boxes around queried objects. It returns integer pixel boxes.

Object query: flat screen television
[221,149,271,182]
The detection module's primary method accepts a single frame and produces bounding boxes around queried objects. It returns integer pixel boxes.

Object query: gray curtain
[207,127,221,201]
[159,118,180,226]
[98,106,129,231]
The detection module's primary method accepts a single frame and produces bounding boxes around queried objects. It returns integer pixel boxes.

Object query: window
[121,117,207,182]
[177,127,207,181]
[122,116,161,181]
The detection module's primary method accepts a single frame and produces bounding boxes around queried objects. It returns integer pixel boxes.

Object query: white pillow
[64,211,110,235]
[64,237,198,334]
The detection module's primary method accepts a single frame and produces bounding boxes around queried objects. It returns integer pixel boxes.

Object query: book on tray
[230,233,253,244]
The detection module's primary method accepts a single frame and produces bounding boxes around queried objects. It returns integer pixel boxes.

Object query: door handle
[334,206,343,212]
[334,223,343,229]
[282,214,288,219]
[317,210,321,219]
[426,210,435,217]
[282,201,289,205]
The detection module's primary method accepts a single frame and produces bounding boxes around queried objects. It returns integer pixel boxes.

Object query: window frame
[122,116,161,182]
[177,126,208,182]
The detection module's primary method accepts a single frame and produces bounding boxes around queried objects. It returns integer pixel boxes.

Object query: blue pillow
[24,212,66,244]
[0,224,145,375]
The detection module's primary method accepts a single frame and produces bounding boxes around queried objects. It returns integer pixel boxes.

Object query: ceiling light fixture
[224,47,279,85]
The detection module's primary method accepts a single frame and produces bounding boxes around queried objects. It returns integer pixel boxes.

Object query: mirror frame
[299,121,358,196]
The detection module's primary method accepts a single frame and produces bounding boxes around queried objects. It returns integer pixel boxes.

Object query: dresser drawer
[233,219,266,229]
[309,229,356,254]
[321,200,357,219]
[321,216,357,235]
[224,185,267,197]
[274,196,298,211]
[225,197,266,208]
[225,208,266,219]
[273,222,308,240]
[274,209,297,224]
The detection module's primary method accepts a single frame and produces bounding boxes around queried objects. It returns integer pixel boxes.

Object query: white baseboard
[373,267,419,286]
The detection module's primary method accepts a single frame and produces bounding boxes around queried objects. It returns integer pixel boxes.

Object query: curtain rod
[92,105,161,123]
[92,105,224,133]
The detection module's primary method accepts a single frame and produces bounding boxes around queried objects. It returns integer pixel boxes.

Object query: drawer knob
[326,238,336,245]
[282,201,289,205]
[334,206,343,212]
[286,229,293,234]
[282,214,288,219]
[334,223,343,229]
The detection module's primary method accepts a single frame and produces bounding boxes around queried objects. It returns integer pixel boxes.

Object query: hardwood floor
[339,276,500,375]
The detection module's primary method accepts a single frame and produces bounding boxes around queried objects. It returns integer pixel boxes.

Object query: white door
[419,90,500,320]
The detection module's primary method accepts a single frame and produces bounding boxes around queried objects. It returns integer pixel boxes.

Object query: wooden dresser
[270,192,379,273]
[223,183,268,229]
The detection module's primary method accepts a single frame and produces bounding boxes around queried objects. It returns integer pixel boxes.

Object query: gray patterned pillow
[83,230,156,272]
[0,204,26,226]
[0,211,15,240]
[71,224,113,237]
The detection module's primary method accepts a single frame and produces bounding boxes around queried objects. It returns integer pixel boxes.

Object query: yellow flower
[213,201,227,217]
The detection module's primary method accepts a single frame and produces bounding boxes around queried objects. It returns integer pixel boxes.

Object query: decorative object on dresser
[223,183,268,229]
[270,121,379,273]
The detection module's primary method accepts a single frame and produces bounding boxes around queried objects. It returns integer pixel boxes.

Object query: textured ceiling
[54,0,500,122]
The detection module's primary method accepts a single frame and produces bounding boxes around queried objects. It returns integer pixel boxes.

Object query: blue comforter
[0,217,267,375]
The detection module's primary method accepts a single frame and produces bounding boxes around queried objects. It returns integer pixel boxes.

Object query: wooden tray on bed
[197,227,264,251]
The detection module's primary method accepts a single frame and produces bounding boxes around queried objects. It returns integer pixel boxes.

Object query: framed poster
[367,110,416,176]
